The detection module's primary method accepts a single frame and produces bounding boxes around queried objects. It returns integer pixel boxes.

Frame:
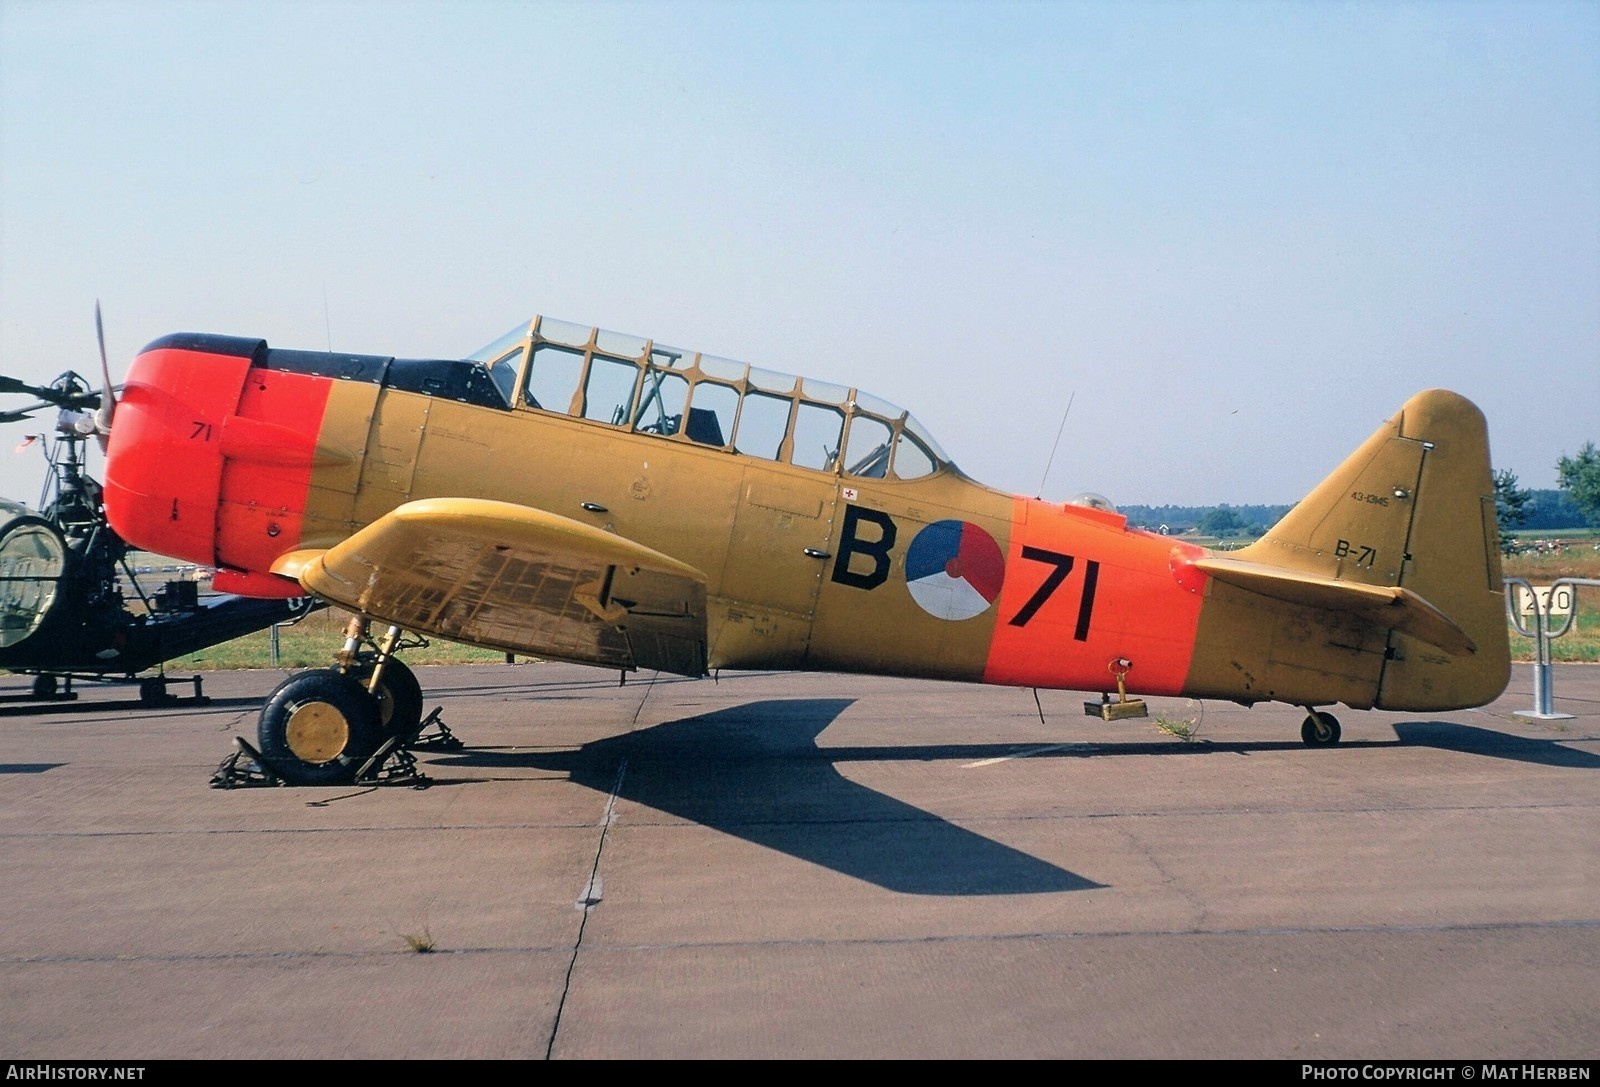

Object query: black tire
[258,670,383,786]
[1300,711,1342,747]
[30,673,58,699]
[367,658,425,743]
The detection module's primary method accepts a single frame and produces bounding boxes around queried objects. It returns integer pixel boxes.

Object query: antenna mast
[1037,391,1075,498]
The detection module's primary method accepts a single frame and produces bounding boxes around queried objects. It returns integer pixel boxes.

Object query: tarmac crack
[6,917,1597,966]
[543,675,651,1060]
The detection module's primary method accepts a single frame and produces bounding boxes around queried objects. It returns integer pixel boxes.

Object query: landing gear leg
[354,625,425,744]
[244,617,442,787]
[1300,708,1342,747]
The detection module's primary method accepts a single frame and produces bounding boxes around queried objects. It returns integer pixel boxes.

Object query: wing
[272,498,708,677]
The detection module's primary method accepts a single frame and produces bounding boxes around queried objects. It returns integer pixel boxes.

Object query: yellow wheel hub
[284,700,351,765]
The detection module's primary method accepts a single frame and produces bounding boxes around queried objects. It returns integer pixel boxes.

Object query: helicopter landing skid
[0,672,210,715]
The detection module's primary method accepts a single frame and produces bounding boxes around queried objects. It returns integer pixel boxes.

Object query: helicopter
[0,310,320,704]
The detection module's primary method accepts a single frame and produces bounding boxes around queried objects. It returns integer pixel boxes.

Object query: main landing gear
[1300,707,1342,747]
[222,618,458,788]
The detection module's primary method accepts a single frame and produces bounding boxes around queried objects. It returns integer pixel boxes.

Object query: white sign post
[1507,576,1598,721]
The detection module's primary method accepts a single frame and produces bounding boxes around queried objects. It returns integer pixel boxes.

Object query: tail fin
[1214,389,1510,710]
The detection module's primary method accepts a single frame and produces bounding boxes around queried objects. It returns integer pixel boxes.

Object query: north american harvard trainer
[98,312,1510,784]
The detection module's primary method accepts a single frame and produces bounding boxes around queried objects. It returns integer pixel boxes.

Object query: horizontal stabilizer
[1192,555,1477,657]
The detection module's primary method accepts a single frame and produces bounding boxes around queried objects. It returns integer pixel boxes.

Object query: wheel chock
[210,736,284,788]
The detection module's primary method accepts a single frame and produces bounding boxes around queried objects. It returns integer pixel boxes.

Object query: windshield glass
[468,322,531,362]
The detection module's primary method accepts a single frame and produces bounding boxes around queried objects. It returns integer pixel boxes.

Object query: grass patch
[167,606,511,672]
[401,927,436,954]
[1502,542,1600,664]
[1153,714,1196,741]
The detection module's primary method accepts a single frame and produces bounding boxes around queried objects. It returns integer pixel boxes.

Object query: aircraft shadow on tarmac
[434,697,1105,897]
[426,697,1599,893]
[1390,720,1600,768]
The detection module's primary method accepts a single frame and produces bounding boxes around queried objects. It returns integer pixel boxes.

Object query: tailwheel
[1300,709,1342,747]
[257,669,383,786]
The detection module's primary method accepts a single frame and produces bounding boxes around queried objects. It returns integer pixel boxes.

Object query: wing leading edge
[273,498,709,677]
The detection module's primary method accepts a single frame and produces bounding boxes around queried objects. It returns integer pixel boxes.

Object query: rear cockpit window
[792,402,845,472]
[893,430,936,479]
[843,413,893,478]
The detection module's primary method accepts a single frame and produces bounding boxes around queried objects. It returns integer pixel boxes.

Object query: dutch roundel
[904,519,1005,621]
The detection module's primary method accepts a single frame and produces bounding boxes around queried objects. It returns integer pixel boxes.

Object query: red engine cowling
[103,333,334,598]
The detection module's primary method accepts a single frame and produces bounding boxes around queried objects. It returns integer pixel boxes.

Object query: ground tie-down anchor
[1085,657,1148,721]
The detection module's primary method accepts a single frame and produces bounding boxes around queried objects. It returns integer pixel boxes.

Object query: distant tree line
[1120,503,1292,536]
[1121,489,1589,539]
[1120,445,1599,542]
[1518,488,1589,530]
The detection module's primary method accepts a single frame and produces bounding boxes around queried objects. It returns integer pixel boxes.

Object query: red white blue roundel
[904,520,1005,620]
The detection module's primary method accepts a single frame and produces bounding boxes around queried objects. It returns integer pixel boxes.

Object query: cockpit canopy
[469,316,953,481]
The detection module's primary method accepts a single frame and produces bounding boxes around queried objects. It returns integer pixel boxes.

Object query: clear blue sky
[2,0,1596,508]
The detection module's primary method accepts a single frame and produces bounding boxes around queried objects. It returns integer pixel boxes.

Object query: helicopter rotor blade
[0,399,56,422]
[0,378,98,411]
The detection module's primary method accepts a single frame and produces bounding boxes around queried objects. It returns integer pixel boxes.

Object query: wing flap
[286,498,709,677]
[1192,556,1477,656]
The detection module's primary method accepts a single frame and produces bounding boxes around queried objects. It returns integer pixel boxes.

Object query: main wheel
[258,670,383,786]
[1300,711,1342,747]
[366,658,424,743]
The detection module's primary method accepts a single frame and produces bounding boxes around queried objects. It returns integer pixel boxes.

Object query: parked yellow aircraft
[99,313,1510,784]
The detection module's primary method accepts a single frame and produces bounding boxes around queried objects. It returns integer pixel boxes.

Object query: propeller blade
[94,301,117,444]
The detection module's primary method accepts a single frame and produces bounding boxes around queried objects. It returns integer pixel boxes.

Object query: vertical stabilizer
[1234,389,1510,711]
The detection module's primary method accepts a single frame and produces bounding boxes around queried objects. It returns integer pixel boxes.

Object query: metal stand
[1084,658,1148,721]
[1505,576,1599,722]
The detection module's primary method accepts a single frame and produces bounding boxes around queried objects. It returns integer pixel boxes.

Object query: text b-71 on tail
[100,313,1510,784]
